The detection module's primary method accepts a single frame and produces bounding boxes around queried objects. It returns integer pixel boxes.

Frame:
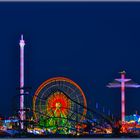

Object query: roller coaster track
[34,88,114,128]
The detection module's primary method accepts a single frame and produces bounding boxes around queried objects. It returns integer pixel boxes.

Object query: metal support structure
[121,72,125,122]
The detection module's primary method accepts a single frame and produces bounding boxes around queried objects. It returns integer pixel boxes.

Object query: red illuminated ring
[33,77,87,121]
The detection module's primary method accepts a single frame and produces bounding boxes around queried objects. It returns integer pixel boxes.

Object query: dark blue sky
[0,2,140,118]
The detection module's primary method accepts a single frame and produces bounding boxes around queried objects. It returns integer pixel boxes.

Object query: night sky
[0,2,140,118]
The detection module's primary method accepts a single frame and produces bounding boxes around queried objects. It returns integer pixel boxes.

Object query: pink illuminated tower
[107,71,140,122]
[19,34,25,130]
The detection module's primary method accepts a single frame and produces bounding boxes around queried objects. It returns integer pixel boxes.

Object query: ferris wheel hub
[56,102,62,109]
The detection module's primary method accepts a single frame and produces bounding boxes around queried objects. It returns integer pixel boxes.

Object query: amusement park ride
[3,35,140,137]
[107,71,140,122]
[33,77,87,134]
[16,35,114,135]
[19,35,26,130]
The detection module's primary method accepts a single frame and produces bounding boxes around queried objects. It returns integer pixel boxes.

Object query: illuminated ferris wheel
[33,77,87,132]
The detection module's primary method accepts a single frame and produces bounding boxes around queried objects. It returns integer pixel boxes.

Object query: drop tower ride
[19,35,25,130]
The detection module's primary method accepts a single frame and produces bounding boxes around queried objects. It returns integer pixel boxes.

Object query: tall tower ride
[19,35,25,130]
[107,71,140,122]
